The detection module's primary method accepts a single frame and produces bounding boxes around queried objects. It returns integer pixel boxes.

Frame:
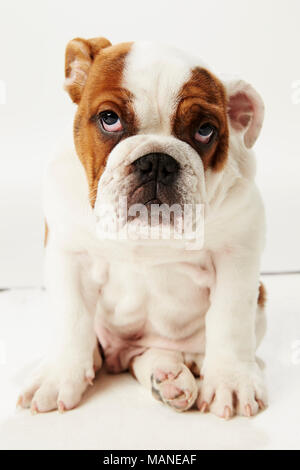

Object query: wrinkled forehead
[86,42,225,127]
[122,42,204,132]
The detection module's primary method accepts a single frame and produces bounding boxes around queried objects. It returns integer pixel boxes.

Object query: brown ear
[64,37,111,104]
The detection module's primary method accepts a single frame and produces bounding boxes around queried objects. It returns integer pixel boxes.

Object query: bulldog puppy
[19,38,267,419]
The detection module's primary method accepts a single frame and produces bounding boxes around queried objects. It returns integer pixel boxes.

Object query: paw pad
[151,365,198,412]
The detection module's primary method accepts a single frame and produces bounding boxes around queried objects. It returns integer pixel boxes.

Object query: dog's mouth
[126,181,183,227]
[128,181,180,207]
[95,179,204,249]
[127,152,181,209]
[144,198,162,206]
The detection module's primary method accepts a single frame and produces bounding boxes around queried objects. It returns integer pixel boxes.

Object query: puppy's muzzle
[129,153,180,206]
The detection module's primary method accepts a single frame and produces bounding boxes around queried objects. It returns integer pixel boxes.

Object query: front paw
[18,355,99,413]
[197,359,267,419]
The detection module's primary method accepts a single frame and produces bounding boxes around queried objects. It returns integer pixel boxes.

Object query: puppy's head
[64,38,264,243]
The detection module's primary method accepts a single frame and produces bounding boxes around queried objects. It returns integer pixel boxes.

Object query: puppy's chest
[94,253,214,341]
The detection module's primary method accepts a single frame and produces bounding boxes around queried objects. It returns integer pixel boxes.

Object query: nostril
[161,166,173,180]
[163,158,179,174]
[138,159,152,173]
[134,154,155,174]
[159,155,179,184]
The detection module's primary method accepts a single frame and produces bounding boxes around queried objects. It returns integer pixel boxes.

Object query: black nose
[134,153,179,185]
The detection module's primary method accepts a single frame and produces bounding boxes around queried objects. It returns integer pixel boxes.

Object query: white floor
[0,274,299,450]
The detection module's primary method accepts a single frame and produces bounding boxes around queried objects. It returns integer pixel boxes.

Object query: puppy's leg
[18,244,102,413]
[131,348,198,412]
[197,251,268,419]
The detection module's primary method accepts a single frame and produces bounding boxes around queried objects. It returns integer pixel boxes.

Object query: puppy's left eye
[195,123,216,144]
[99,110,123,132]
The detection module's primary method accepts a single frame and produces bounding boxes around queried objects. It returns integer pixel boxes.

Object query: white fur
[123,42,204,135]
[20,42,267,418]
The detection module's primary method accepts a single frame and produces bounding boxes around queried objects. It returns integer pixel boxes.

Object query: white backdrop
[0,0,300,287]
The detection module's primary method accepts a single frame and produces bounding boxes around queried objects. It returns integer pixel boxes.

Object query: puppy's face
[65,38,264,239]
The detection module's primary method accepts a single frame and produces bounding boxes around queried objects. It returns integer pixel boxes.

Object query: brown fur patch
[70,42,135,206]
[44,222,48,246]
[173,67,229,172]
[258,281,267,308]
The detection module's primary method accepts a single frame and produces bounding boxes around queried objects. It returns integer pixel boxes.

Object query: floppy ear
[64,37,111,104]
[224,79,265,148]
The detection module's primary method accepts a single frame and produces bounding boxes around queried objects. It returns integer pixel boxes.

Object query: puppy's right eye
[99,110,123,132]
